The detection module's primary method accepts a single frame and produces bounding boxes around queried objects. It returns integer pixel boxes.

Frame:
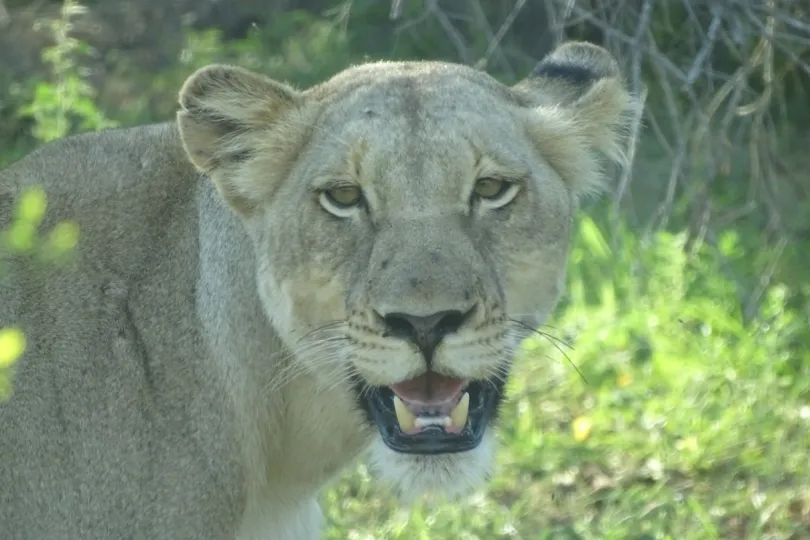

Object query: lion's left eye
[472,178,520,208]
[324,186,363,208]
[319,185,365,217]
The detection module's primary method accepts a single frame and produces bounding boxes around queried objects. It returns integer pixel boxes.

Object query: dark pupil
[480,180,503,197]
[333,188,356,205]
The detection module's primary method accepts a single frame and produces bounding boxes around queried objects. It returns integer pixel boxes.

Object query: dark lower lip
[354,375,508,455]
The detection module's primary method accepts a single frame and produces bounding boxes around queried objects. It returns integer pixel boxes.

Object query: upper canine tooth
[393,395,416,433]
[450,392,470,429]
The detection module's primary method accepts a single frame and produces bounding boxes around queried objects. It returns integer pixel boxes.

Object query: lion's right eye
[319,185,364,216]
[471,177,521,210]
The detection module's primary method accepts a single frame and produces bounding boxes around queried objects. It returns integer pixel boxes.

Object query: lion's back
[0,123,198,268]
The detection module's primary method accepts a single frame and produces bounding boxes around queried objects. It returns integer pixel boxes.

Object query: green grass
[322,217,810,540]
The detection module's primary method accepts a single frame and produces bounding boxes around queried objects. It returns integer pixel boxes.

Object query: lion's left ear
[177,64,303,214]
[513,41,641,197]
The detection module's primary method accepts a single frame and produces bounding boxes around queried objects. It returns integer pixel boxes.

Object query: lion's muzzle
[365,308,499,455]
[349,220,508,456]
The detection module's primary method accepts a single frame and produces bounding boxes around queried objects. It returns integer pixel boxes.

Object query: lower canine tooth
[393,395,416,432]
[450,392,470,429]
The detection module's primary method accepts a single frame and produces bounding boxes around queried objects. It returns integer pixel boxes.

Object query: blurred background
[1,0,809,538]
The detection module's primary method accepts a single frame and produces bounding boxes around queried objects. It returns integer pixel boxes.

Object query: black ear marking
[515,41,624,106]
[530,62,596,87]
[228,149,253,163]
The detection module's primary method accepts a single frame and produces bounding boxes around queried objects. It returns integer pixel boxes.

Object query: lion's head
[176,42,636,500]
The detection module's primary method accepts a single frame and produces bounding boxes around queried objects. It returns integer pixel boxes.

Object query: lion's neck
[194,180,370,502]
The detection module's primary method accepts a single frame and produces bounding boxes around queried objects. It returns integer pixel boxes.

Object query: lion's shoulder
[1,122,188,192]
[0,121,206,285]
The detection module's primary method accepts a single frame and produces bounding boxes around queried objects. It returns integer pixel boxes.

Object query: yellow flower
[676,436,699,453]
[572,415,593,442]
[0,327,26,368]
[616,373,633,388]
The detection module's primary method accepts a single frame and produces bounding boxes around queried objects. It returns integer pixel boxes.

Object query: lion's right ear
[177,65,302,213]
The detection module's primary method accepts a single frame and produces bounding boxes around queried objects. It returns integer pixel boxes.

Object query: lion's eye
[472,178,519,208]
[473,178,508,199]
[319,185,364,216]
[325,186,362,207]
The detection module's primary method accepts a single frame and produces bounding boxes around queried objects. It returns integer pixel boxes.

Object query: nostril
[444,304,476,333]
[380,313,417,340]
[433,310,466,337]
[379,306,477,357]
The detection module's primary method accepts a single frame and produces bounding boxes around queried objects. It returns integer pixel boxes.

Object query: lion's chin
[366,432,497,503]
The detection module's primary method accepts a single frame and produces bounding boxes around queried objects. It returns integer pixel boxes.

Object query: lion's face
[177,42,636,500]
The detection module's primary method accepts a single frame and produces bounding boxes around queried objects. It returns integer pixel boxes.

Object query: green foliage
[106,5,406,123]
[0,326,25,400]
[0,0,89,399]
[17,0,117,142]
[0,186,80,400]
[104,9,360,124]
[1,187,80,263]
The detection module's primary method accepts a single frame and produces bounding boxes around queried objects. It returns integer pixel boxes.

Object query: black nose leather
[381,308,474,361]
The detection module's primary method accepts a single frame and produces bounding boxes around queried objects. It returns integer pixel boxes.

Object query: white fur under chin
[367,431,497,503]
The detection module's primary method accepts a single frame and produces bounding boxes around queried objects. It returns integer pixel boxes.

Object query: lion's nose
[380,307,475,362]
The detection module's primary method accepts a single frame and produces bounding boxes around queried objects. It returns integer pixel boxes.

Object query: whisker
[264,337,350,393]
[318,366,357,394]
[272,343,343,376]
[295,320,349,344]
[506,317,587,385]
[270,336,344,372]
[512,324,573,351]
[504,313,565,334]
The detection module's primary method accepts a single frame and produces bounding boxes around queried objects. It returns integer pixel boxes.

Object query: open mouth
[356,372,506,455]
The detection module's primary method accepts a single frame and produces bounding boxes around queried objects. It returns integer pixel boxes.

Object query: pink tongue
[389,373,466,406]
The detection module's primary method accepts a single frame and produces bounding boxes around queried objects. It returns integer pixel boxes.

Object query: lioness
[0,41,636,539]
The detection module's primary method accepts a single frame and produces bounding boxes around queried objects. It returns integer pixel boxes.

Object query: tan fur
[0,42,639,539]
